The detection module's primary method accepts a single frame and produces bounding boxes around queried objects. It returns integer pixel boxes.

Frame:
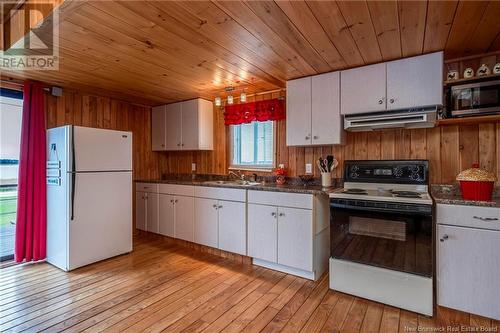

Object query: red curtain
[224,98,285,125]
[15,82,47,263]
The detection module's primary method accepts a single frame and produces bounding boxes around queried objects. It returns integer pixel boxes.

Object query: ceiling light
[240,92,247,102]
[214,96,221,107]
[227,95,234,105]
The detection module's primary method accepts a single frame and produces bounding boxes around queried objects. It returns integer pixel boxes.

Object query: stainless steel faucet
[228,170,245,181]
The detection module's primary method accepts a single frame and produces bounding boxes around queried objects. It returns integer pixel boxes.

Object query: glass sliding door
[0,88,23,262]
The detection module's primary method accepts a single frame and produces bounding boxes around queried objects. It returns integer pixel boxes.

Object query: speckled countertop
[431,184,500,208]
[136,175,338,195]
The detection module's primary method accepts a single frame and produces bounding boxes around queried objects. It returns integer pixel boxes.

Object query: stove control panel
[344,160,428,185]
[331,198,432,215]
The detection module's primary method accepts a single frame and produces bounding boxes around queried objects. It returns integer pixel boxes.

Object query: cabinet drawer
[194,186,246,202]
[158,184,194,196]
[136,183,158,193]
[437,204,500,231]
[248,190,313,209]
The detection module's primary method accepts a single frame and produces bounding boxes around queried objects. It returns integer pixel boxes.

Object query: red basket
[459,180,494,201]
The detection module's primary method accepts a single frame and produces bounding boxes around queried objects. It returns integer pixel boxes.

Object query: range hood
[344,107,438,132]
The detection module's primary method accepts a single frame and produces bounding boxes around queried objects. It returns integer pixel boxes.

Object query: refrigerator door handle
[71,126,76,221]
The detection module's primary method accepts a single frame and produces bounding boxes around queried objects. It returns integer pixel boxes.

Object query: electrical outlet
[191,163,196,172]
[305,163,312,174]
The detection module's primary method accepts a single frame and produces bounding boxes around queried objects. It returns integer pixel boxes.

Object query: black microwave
[447,79,500,117]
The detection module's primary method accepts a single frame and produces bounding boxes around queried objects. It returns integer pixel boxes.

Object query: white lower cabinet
[135,185,158,232]
[247,190,330,280]
[277,207,313,271]
[174,195,195,242]
[135,191,147,231]
[194,198,219,247]
[218,200,246,255]
[158,194,175,237]
[437,204,500,320]
[248,203,278,263]
[146,192,159,234]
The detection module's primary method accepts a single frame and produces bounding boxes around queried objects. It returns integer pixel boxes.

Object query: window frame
[229,120,276,172]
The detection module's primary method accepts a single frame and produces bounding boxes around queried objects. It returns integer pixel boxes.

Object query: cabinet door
[135,191,146,231]
[341,62,386,115]
[218,200,246,255]
[437,225,500,320]
[165,103,182,150]
[277,207,313,271]
[159,194,175,237]
[174,195,195,242]
[286,77,312,146]
[194,198,219,247]
[248,204,277,263]
[181,99,199,150]
[312,72,343,145]
[151,105,166,151]
[146,192,159,234]
[387,52,443,110]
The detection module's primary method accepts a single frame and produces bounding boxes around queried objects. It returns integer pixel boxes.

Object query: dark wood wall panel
[161,90,500,185]
[44,90,162,181]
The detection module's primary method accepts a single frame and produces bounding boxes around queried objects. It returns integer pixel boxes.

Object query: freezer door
[73,126,132,172]
[69,171,132,270]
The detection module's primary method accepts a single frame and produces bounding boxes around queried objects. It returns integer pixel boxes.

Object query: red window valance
[224,98,285,125]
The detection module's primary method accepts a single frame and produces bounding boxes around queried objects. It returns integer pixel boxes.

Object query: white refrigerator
[46,125,133,271]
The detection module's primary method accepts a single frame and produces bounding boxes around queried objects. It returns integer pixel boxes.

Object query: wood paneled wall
[44,89,162,181]
[162,91,500,185]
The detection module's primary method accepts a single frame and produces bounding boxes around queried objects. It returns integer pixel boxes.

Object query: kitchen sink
[202,180,261,186]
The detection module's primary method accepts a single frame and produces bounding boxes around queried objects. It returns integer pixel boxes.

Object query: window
[231,120,274,169]
[0,88,23,262]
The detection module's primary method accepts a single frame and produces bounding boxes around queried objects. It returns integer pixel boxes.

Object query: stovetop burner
[342,188,367,194]
[390,190,422,198]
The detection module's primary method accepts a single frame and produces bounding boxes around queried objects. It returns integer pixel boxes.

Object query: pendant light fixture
[227,95,234,105]
[240,91,247,103]
[214,96,221,107]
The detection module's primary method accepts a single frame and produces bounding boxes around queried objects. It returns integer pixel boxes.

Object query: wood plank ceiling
[3,0,500,105]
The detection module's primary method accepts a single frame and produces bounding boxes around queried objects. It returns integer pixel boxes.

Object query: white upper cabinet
[152,98,213,151]
[165,102,182,150]
[312,72,343,145]
[286,73,343,146]
[286,77,312,146]
[151,105,166,151]
[341,62,387,115]
[387,52,443,110]
[341,52,444,115]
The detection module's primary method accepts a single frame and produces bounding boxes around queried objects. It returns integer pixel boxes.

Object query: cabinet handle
[473,216,499,221]
[218,205,223,209]
[181,143,184,147]
[271,212,276,217]
[170,199,174,203]
[305,136,310,140]
[378,99,383,105]
[161,144,165,147]
[440,234,449,242]
[177,143,181,146]
[212,204,217,208]
[279,212,284,217]
[389,98,394,104]
[175,199,178,203]
[313,136,318,140]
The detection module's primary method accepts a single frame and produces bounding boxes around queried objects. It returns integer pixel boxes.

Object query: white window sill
[229,166,274,173]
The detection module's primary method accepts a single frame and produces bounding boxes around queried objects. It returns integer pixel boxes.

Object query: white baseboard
[253,258,316,280]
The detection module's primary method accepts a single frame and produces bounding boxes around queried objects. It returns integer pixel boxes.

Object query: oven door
[449,80,500,117]
[330,199,433,277]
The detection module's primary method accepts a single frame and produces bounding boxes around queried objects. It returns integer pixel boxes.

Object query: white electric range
[329,160,434,316]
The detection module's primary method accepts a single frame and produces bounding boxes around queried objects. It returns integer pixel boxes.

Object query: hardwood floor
[0,234,498,333]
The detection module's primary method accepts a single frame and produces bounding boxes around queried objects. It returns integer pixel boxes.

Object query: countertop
[135,177,336,195]
[431,184,500,208]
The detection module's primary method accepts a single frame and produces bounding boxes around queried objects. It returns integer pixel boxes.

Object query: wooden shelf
[444,73,500,86]
[437,115,500,126]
